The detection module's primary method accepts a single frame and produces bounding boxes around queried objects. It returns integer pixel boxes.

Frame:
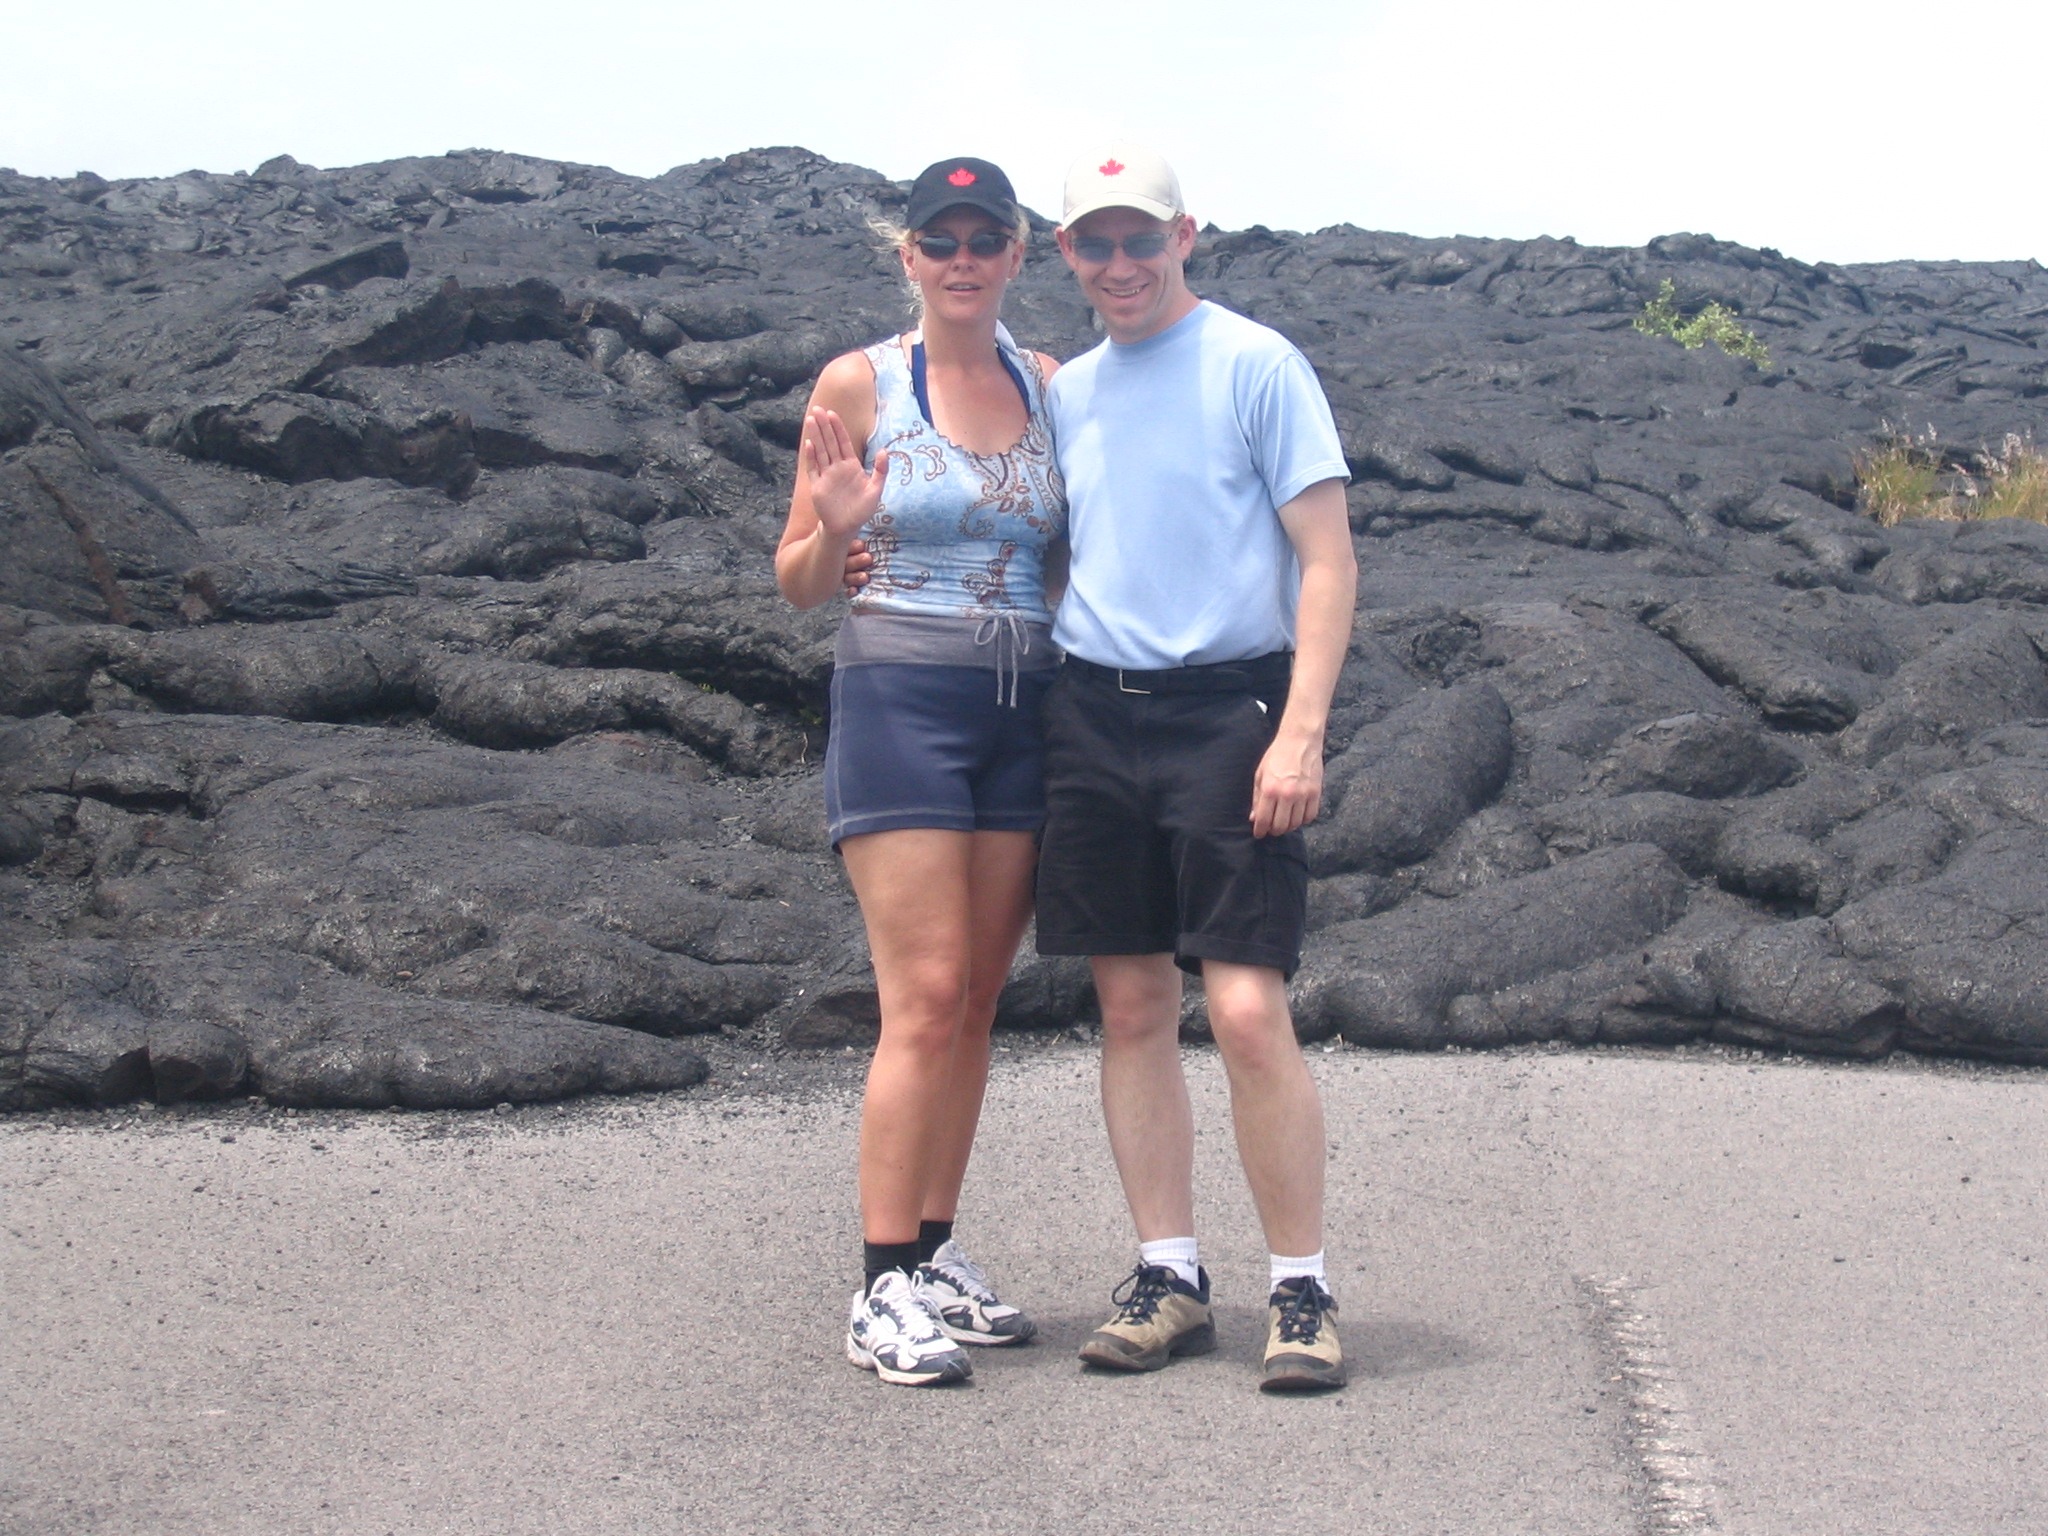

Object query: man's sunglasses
[914,230,1015,260]
[1069,232,1171,263]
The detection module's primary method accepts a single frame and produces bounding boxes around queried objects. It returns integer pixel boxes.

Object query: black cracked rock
[0,937,710,1109]
[1588,711,1804,800]
[1299,843,1691,1049]
[1836,616,2048,765]
[1831,830,2048,1061]
[3,145,2047,1103]
[1646,589,1913,731]
[1705,919,1903,1057]
[100,625,423,722]
[1309,681,1513,876]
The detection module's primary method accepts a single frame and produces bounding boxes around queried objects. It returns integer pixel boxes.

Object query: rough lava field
[4,146,2047,1111]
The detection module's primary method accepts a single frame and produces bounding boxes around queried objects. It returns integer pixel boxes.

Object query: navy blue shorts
[824,663,1052,847]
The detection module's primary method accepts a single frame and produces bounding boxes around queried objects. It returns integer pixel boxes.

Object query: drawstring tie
[974,612,1032,707]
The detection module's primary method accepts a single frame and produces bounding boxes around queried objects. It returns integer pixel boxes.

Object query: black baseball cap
[904,157,1019,231]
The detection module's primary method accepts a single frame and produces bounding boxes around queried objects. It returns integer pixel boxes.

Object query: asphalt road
[4,1040,2044,1536]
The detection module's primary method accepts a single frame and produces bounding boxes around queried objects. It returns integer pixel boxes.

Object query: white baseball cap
[1061,145,1185,226]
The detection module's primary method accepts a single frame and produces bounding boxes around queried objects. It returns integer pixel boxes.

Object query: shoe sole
[1078,1319,1217,1373]
[1259,1354,1347,1393]
[846,1335,973,1386]
[938,1316,1038,1347]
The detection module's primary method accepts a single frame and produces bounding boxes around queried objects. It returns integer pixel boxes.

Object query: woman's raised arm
[775,350,885,609]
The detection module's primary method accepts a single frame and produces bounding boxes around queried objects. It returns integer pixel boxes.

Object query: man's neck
[1104,291,1201,347]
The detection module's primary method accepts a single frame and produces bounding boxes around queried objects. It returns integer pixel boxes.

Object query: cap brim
[1060,191,1181,227]
[906,192,1019,230]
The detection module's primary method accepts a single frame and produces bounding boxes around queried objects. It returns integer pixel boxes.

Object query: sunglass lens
[917,231,1011,259]
[1073,233,1169,261]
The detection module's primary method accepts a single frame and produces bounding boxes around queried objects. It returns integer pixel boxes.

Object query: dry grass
[1973,433,2048,522]
[1856,426,2048,527]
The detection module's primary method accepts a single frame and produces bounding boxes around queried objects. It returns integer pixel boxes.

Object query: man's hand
[840,537,874,597]
[1250,721,1325,838]
[1251,477,1355,838]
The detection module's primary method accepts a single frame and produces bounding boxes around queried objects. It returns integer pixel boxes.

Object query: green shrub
[1633,279,1772,369]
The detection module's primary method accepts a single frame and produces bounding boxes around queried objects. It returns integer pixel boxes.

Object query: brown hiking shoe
[1261,1276,1346,1392]
[1078,1263,1216,1372]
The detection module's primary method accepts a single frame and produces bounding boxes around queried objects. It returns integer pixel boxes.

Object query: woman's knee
[961,954,1014,1027]
[876,959,972,1052]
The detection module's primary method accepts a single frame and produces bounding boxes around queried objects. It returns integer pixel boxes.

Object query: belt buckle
[1116,668,1151,695]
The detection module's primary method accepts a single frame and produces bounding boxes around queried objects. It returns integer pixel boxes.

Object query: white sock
[1270,1250,1327,1292]
[1138,1237,1201,1290]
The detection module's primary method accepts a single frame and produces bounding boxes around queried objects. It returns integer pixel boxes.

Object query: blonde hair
[866,209,1033,320]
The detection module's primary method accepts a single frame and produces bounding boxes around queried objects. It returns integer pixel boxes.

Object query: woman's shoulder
[808,346,887,416]
[817,346,883,389]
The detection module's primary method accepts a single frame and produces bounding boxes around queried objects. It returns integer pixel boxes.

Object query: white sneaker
[914,1239,1038,1346]
[845,1270,973,1386]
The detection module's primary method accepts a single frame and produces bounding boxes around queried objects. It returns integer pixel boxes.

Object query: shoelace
[872,1282,945,1344]
[1108,1263,1177,1325]
[1273,1279,1331,1345]
[932,1251,997,1305]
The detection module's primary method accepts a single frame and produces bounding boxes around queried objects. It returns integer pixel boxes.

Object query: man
[1036,146,1357,1393]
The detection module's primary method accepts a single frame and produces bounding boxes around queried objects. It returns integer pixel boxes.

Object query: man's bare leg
[1200,959,1325,1257]
[1079,951,1216,1371]
[1092,952,1195,1243]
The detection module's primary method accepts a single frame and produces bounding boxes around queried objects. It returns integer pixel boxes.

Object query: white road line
[1580,1274,1725,1535]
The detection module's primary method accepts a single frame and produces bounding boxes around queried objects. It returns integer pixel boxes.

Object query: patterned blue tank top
[849,332,1065,625]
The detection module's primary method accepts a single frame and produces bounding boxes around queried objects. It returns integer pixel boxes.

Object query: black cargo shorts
[1034,653,1308,979]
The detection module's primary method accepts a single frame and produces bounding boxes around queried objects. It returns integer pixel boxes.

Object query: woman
[775,157,1065,1387]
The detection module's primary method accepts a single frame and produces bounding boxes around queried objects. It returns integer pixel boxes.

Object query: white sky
[6,0,2044,265]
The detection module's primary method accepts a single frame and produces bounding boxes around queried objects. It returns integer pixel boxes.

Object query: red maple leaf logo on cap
[1100,159,1125,176]
[948,168,977,186]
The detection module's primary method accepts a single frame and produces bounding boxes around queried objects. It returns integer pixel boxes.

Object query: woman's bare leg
[918,830,1037,1223]
[840,828,1028,1243]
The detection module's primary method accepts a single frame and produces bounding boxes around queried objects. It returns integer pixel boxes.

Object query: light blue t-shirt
[1048,300,1349,670]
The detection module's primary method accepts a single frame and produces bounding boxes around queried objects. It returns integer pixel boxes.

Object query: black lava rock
[3,145,2046,1106]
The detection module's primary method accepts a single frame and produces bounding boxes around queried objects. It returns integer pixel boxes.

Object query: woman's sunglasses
[1068,232,1170,263]
[914,230,1015,260]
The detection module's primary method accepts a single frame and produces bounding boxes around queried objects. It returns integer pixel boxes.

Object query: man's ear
[1171,214,1197,260]
[1054,225,1081,273]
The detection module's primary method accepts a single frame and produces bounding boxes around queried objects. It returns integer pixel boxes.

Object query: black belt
[1062,652,1292,695]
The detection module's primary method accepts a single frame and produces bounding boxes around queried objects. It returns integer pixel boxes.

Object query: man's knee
[1093,954,1183,1043]
[1202,965,1300,1069]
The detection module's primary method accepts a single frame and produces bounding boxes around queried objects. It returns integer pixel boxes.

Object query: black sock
[916,1219,955,1264]
[863,1240,920,1294]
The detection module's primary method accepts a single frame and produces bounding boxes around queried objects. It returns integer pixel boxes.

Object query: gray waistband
[835,613,1057,670]
[835,612,1056,706]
